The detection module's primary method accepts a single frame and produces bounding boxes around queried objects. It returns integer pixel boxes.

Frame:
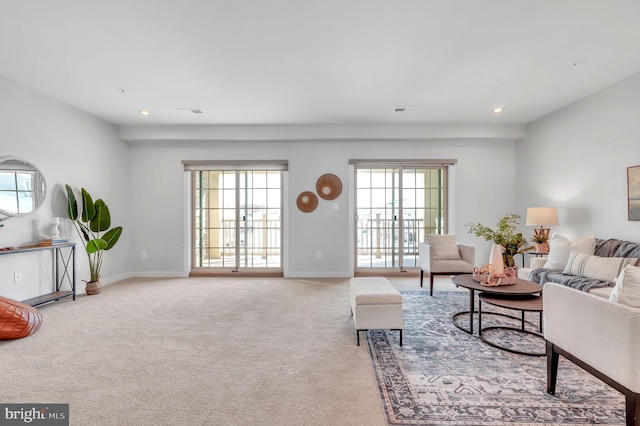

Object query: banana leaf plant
[65,185,123,283]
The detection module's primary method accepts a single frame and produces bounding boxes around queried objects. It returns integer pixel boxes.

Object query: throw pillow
[426,234,461,260]
[543,233,571,269]
[543,234,596,269]
[609,265,640,308]
[563,252,639,282]
[570,234,597,255]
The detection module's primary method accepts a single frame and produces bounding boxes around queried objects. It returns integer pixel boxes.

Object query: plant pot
[85,281,101,295]
[535,242,549,253]
[503,243,519,268]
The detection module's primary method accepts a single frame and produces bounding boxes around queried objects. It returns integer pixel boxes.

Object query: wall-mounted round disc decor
[316,173,342,200]
[296,191,318,213]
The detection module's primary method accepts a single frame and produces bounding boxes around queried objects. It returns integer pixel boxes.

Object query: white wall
[0,75,131,300]
[3,65,640,296]
[128,138,517,277]
[516,71,640,243]
[0,72,526,296]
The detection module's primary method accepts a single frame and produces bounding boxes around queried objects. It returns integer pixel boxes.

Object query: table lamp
[525,207,558,242]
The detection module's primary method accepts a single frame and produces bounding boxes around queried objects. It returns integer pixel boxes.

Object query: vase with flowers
[467,214,528,268]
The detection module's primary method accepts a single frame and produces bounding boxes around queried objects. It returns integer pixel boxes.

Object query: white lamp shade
[526,207,559,226]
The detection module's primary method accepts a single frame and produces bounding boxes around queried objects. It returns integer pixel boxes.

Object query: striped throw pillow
[563,252,639,282]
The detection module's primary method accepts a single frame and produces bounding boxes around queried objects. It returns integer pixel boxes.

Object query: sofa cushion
[544,234,595,269]
[563,253,639,282]
[587,286,613,299]
[609,265,640,308]
[429,259,474,273]
[426,234,461,260]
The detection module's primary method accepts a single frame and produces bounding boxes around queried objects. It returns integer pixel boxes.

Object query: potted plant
[65,185,123,295]
[467,214,528,268]
[531,233,549,253]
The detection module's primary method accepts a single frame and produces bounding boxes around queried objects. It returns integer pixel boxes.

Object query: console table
[0,243,76,307]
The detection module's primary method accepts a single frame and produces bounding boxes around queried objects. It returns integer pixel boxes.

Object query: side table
[521,251,548,267]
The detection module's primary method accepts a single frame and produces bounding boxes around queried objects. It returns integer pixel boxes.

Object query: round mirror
[0,156,47,216]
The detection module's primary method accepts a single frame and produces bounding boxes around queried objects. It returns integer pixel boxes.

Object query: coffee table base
[450,275,543,336]
[478,292,545,357]
[479,326,546,357]
[452,310,539,335]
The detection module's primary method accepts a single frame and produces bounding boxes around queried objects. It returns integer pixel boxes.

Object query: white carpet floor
[0,276,445,426]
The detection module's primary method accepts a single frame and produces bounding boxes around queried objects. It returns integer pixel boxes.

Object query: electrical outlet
[141,251,147,259]
[13,272,22,283]
[316,251,322,259]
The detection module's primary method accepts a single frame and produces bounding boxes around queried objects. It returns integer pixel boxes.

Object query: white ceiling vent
[178,108,204,114]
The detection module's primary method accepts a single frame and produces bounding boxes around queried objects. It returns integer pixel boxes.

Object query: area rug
[366,291,625,425]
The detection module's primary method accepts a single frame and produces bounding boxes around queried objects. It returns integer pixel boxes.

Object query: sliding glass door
[191,169,283,274]
[355,165,448,272]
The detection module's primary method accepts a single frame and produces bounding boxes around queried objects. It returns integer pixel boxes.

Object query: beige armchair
[418,239,475,296]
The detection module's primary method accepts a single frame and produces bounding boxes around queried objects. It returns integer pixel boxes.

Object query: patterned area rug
[366,291,625,425]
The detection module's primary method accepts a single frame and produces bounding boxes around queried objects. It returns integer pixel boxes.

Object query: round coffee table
[478,292,545,357]
[450,274,542,334]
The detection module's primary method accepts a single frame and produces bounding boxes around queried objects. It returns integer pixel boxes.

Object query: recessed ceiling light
[493,107,503,113]
[139,109,150,116]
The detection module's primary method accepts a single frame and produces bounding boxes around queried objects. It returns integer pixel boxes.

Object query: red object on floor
[0,296,43,340]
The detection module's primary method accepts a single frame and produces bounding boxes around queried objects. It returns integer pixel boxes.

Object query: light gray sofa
[522,238,640,298]
[544,283,639,425]
[527,238,640,424]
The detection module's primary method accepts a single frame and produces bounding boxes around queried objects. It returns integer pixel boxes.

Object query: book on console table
[39,238,69,246]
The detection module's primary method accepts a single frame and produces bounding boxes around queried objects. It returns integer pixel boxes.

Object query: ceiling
[2,1,640,127]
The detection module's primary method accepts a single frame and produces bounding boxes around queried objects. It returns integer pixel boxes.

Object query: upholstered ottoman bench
[349,277,403,346]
